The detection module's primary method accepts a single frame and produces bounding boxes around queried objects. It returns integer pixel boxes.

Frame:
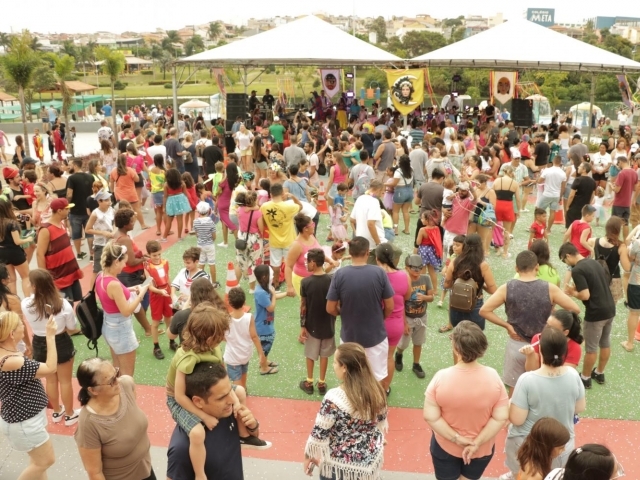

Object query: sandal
[268,361,279,367]
[260,366,279,375]
[156,231,161,236]
[438,324,453,334]
[620,341,634,352]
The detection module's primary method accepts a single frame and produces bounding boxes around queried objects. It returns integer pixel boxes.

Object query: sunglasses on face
[409,266,422,272]
[96,367,120,387]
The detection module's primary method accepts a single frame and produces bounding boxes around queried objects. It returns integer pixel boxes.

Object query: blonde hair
[100,241,127,271]
[336,343,387,421]
[0,311,21,343]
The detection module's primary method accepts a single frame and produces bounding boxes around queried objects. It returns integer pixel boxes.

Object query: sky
[0,0,628,34]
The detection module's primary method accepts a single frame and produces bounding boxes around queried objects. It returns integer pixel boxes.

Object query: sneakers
[591,368,605,385]
[394,352,403,372]
[317,381,327,395]
[412,363,426,379]
[239,435,272,450]
[211,282,221,289]
[299,380,314,395]
[52,408,65,423]
[386,386,391,397]
[498,473,515,480]
[77,252,87,260]
[153,347,165,360]
[64,409,80,426]
[437,300,443,308]
[581,376,592,389]
[169,340,178,352]
[217,242,228,248]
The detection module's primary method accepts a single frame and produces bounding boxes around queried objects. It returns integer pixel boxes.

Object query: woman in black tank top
[492,166,521,258]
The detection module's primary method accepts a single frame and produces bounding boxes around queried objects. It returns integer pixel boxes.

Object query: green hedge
[148,80,200,86]
[140,70,154,75]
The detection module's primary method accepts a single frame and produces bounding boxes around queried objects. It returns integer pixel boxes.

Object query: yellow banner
[385,69,424,115]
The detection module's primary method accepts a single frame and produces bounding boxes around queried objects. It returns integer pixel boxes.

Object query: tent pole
[587,73,595,145]
[243,66,248,97]
[172,64,179,126]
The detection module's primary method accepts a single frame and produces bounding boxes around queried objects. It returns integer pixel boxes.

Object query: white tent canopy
[411,19,640,73]
[177,15,402,66]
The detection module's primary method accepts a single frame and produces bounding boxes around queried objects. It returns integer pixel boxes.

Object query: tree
[207,21,223,42]
[442,16,464,28]
[26,61,56,119]
[0,31,39,156]
[0,32,12,50]
[76,45,93,78]
[95,46,125,129]
[401,31,448,58]
[49,54,75,152]
[583,20,598,46]
[156,51,172,80]
[449,27,466,44]
[165,30,181,44]
[385,36,406,57]
[61,40,77,59]
[184,34,205,56]
[370,16,387,43]
[363,69,388,93]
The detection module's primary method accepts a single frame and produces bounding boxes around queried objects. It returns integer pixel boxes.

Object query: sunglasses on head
[116,246,128,262]
[96,367,120,387]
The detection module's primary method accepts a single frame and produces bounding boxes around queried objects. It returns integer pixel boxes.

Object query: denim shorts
[226,363,249,381]
[430,434,493,480]
[152,191,164,207]
[102,313,139,355]
[449,297,485,330]
[69,213,93,240]
[393,184,414,204]
[0,408,49,452]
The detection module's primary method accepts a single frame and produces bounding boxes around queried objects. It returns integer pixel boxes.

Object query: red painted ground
[49,382,640,477]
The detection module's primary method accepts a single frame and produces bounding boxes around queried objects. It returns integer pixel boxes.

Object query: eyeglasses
[612,455,625,479]
[409,266,422,272]
[116,246,128,262]
[95,367,120,387]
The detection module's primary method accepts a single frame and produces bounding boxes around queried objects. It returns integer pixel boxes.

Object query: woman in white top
[441,119,456,148]
[544,444,623,480]
[21,268,80,426]
[447,132,466,171]
[85,190,115,281]
[387,154,414,235]
[558,125,571,165]
[591,143,611,189]
[234,124,255,173]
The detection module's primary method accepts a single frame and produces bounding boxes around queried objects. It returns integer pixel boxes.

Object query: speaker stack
[226,93,248,131]
[511,99,534,128]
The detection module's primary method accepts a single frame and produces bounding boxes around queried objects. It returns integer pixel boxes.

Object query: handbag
[235,209,255,251]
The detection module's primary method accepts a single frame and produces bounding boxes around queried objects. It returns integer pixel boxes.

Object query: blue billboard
[527,8,555,27]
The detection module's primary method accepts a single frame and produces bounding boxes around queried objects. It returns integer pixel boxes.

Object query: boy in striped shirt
[192,202,219,287]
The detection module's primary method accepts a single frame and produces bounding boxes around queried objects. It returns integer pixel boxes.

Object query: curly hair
[391,76,415,105]
[180,302,230,354]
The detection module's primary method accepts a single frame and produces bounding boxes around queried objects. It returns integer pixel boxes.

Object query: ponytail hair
[552,309,584,345]
[375,243,397,270]
[540,326,568,368]
[76,358,107,406]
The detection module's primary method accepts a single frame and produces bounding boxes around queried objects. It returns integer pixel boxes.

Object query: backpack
[478,203,497,227]
[450,270,478,312]
[75,279,104,356]
[353,167,372,197]
[196,140,207,158]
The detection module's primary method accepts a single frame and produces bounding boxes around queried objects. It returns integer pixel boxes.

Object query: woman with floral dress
[304,342,387,480]
[235,191,264,293]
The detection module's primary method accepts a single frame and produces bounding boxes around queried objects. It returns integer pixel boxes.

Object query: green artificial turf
[72,206,640,421]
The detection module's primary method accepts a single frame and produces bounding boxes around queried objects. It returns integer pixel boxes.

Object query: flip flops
[260,366,279,375]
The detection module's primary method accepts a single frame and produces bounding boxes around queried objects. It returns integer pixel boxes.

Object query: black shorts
[430,434,494,480]
[59,280,83,303]
[134,177,144,188]
[0,246,27,266]
[627,284,640,310]
[592,173,607,183]
[32,332,76,364]
[611,206,630,224]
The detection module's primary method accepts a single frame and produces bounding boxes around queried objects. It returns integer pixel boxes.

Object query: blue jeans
[449,298,485,330]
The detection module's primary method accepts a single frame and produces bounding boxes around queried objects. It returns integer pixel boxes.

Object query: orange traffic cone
[554,201,565,225]
[317,181,329,214]
[635,321,640,342]
[223,261,251,313]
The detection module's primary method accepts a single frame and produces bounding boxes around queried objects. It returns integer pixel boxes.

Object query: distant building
[589,16,640,30]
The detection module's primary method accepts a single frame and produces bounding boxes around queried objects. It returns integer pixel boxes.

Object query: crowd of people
[0,96,637,480]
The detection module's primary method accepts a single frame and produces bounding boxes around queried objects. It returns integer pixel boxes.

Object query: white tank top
[223,312,253,366]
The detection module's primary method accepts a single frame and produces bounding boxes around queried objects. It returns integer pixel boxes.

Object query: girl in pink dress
[375,243,411,396]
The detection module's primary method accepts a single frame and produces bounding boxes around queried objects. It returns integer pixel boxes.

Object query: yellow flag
[385,69,424,115]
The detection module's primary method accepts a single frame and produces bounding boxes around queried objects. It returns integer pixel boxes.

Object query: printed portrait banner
[212,68,226,97]
[320,69,341,98]
[385,69,424,115]
[617,74,634,110]
[490,71,517,105]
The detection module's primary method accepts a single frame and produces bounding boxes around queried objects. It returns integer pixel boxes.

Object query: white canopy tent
[411,19,640,141]
[171,16,403,123]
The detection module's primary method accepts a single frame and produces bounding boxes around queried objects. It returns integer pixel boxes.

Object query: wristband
[247,420,259,432]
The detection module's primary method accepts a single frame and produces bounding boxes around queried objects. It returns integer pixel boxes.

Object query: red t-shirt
[570,220,592,257]
[531,333,582,366]
[613,168,638,207]
[529,220,545,246]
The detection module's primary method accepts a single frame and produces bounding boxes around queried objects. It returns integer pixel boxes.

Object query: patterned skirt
[165,193,192,217]
[418,245,441,270]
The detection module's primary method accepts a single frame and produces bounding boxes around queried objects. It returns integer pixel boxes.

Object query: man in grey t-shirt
[164,128,185,173]
[283,144,306,168]
[373,130,395,179]
[409,142,428,187]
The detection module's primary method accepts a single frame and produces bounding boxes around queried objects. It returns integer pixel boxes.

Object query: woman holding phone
[21,269,80,426]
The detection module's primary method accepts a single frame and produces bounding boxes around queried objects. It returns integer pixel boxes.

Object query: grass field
[70,200,640,421]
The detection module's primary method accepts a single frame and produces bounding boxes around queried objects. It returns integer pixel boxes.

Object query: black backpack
[75,280,104,355]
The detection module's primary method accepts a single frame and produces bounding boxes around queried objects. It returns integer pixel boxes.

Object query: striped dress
[39,222,81,289]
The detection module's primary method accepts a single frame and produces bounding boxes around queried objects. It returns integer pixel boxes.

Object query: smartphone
[44,304,53,316]
[306,462,315,475]
[141,276,153,288]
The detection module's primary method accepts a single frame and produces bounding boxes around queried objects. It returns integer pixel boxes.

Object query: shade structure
[411,19,640,73]
[178,15,403,67]
[180,99,210,109]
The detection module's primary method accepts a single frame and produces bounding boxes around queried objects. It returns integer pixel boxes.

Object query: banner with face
[212,68,226,97]
[490,71,517,105]
[320,69,341,98]
[385,69,424,115]
[617,74,634,110]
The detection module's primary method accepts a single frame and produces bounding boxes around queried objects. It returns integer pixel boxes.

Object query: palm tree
[157,52,172,80]
[207,22,222,42]
[0,32,13,51]
[29,36,42,52]
[184,34,205,56]
[95,46,125,129]
[0,31,39,156]
[165,30,181,44]
[76,45,93,78]
[162,30,182,57]
[49,54,75,152]
[61,40,77,59]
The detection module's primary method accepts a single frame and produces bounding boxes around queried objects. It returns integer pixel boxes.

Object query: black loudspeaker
[511,99,534,128]
[226,93,248,124]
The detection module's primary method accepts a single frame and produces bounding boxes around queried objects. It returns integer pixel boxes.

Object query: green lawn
[71,204,640,421]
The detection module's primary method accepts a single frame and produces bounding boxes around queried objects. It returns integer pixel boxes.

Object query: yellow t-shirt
[260,199,301,248]
[165,346,223,397]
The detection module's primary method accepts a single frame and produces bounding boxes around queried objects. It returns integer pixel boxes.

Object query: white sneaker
[52,408,65,423]
[498,473,515,480]
[217,242,228,248]
[64,409,81,427]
